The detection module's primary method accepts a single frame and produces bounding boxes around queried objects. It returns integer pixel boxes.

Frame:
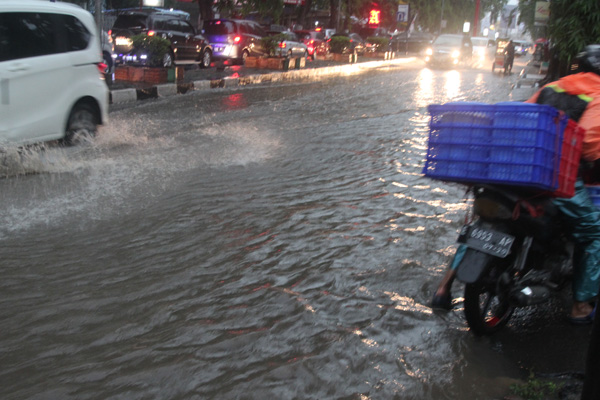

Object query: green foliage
[366,36,389,51]
[239,0,284,24]
[329,36,351,54]
[260,34,287,57]
[510,371,561,400]
[408,0,507,33]
[547,0,600,67]
[131,34,171,67]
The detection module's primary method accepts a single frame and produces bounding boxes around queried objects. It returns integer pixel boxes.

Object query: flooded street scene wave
[0,63,591,399]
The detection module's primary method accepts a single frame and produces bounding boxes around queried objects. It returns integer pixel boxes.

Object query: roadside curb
[109,57,418,104]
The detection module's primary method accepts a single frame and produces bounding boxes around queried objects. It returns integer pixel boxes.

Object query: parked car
[110,9,212,68]
[0,0,108,146]
[202,19,266,65]
[294,29,330,59]
[425,34,472,67]
[328,32,366,54]
[265,31,308,58]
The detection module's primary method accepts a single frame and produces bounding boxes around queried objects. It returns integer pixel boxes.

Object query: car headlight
[426,48,433,56]
[451,50,460,58]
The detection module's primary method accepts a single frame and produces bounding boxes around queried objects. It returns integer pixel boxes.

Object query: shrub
[260,34,287,57]
[130,34,171,67]
[329,36,351,54]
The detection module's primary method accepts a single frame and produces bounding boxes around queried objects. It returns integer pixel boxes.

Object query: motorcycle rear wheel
[464,263,515,335]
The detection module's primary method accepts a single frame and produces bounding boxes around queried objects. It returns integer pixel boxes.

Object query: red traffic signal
[368,9,381,25]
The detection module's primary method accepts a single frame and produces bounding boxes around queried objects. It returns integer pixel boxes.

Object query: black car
[111,8,212,68]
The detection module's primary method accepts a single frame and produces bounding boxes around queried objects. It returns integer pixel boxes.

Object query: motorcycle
[454,184,573,336]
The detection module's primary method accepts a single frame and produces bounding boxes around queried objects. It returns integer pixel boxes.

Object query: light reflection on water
[0,66,558,400]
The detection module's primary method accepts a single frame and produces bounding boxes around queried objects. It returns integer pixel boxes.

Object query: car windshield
[434,35,462,46]
[113,15,147,30]
[203,20,235,35]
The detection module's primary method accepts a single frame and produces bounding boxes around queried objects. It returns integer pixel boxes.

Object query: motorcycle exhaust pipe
[509,286,551,306]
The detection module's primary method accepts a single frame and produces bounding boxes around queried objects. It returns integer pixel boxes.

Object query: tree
[546,0,600,77]
[197,0,214,23]
[519,0,600,80]
[408,0,507,34]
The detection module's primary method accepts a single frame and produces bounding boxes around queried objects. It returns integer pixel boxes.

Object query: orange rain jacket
[527,72,600,161]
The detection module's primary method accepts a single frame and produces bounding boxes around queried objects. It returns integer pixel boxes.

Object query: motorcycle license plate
[457,225,515,258]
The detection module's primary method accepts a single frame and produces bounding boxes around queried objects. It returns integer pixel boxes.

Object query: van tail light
[147,30,156,36]
[97,62,108,77]
[233,36,241,43]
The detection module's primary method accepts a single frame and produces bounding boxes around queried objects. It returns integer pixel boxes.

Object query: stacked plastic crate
[423,102,584,198]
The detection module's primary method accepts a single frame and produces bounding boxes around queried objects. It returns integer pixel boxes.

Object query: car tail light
[279,42,286,48]
[147,30,156,36]
[233,36,241,43]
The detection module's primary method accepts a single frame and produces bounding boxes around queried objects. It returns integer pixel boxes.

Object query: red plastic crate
[553,120,584,198]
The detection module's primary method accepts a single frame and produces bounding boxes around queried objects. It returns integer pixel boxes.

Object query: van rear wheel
[63,103,98,146]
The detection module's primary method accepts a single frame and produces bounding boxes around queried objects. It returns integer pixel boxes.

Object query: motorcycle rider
[431,44,600,324]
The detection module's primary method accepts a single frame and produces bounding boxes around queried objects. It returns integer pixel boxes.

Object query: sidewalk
[107,55,546,105]
[510,58,545,101]
[107,56,421,104]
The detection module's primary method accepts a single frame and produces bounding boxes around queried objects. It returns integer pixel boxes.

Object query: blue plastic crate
[423,102,567,190]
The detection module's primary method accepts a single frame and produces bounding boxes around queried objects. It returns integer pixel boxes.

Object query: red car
[294,29,330,59]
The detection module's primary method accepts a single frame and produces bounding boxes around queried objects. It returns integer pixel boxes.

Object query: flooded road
[0,62,591,399]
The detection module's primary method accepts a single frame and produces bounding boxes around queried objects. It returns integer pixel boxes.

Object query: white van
[0,0,109,146]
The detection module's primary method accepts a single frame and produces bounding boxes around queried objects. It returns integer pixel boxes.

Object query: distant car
[425,34,472,67]
[202,19,266,65]
[513,40,531,56]
[294,29,330,59]
[0,0,109,146]
[266,31,309,58]
[328,32,366,54]
[389,31,433,54]
[471,36,492,63]
[111,9,212,68]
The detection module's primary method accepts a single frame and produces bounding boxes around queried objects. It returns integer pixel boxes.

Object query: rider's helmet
[577,44,600,75]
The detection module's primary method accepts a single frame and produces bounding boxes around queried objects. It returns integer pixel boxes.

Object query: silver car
[267,31,309,58]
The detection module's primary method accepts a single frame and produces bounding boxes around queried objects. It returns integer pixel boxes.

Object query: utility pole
[473,0,480,36]
[95,0,103,35]
[439,0,443,34]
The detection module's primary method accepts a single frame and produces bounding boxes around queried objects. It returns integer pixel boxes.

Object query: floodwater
[0,61,591,399]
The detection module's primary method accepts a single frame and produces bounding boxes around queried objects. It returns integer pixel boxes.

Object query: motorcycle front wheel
[464,260,515,335]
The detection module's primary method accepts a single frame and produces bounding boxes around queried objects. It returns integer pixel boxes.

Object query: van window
[204,20,235,35]
[62,15,91,51]
[246,22,264,37]
[0,12,59,61]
